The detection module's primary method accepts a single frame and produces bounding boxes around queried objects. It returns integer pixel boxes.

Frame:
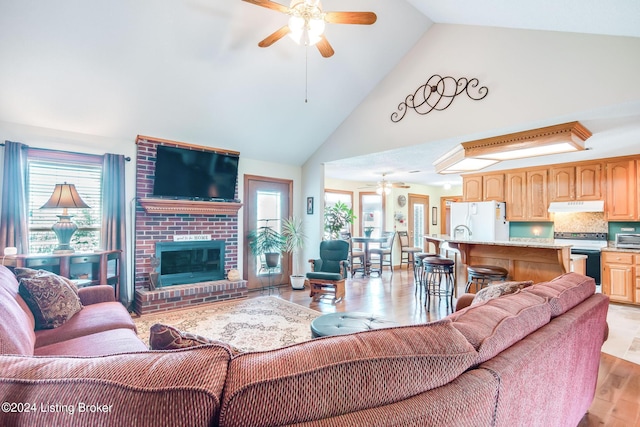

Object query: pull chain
[305,46,308,103]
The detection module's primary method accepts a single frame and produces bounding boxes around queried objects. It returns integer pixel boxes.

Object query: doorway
[440,195,463,235]
[408,194,429,249]
[243,175,292,290]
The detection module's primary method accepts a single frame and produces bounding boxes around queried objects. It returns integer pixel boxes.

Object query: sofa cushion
[522,272,595,317]
[34,301,137,348]
[34,328,148,356]
[0,267,36,355]
[448,291,551,364]
[0,345,232,427]
[471,280,534,305]
[219,319,478,427]
[149,323,243,355]
[18,273,83,329]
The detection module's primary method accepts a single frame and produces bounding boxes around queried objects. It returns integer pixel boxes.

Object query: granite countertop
[602,244,640,253]
[423,234,451,241]
[444,239,572,250]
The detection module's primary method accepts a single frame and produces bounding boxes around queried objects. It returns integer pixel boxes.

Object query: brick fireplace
[133,136,246,315]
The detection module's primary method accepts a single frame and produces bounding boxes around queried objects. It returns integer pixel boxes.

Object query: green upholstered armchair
[306,240,349,302]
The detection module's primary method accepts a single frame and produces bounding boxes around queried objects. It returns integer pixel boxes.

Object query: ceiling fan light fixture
[287,1,325,46]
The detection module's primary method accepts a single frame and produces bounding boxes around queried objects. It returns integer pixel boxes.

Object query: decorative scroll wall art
[391,74,489,123]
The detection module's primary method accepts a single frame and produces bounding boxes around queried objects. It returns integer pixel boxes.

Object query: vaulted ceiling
[1,1,639,186]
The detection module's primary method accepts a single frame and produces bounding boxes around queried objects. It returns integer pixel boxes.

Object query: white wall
[315,25,640,163]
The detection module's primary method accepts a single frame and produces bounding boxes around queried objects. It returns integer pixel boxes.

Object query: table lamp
[40,182,91,253]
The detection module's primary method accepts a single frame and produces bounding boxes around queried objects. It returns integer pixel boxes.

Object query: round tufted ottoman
[310,312,399,338]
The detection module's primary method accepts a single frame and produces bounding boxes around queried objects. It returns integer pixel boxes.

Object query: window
[27,149,103,253]
[255,189,282,274]
[324,190,354,238]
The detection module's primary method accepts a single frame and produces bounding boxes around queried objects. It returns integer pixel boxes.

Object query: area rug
[133,296,321,352]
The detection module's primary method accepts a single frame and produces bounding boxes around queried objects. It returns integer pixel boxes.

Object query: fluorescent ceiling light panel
[433,121,591,174]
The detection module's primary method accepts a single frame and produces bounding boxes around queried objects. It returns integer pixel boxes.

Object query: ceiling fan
[360,173,410,194]
[242,0,377,58]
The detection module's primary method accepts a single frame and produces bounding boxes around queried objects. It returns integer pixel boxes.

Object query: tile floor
[602,302,640,365]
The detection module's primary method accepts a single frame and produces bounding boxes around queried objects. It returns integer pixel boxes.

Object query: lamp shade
[40,183,90,209]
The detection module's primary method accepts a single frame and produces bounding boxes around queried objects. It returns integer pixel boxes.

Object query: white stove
[553,232,607,285]
[553,232,608,251]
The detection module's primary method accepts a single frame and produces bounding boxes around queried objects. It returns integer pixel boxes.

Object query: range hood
[548,200,605,213]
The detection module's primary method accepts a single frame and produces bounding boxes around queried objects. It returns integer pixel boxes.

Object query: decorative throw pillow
[471,280,534,305]
[14,267,80,295]
[18,274,83,329]
[149,323,243,355]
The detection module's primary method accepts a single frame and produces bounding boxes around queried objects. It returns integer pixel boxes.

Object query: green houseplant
[324,201,356,239]
[281,216,307,290]
[248,222,285,268]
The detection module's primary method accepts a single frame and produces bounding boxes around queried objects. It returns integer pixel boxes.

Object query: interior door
[408,194,429,249]
[243,175,292,290]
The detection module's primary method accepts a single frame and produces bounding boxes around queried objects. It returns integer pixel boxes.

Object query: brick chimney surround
[133,136,247,315]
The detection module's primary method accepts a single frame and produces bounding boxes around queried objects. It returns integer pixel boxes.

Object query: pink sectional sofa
[0,265,608,427]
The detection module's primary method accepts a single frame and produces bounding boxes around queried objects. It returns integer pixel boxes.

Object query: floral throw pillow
[149,323,243,355]
[471,280,535,305]
[18,274,83,329]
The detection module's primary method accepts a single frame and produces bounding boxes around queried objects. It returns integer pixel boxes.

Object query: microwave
[615,233,640,249]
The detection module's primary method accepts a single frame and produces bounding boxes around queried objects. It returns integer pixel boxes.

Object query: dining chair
[340,232,365,277]
[370,231,396,273]
[398,231,422,270]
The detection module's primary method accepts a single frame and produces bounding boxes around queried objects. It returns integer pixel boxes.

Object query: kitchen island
[445,239,572,285]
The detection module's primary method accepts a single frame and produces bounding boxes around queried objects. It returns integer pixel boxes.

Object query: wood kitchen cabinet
[462,176,483,202]
[549,166,575,202]
[575,162,603,200]
[602,251,637,304]
[483,173,504,201]
[605,159,637,220]
[527,169,549,220]
[505,172,527,220]
[462,174,504,202]
[504,169,549,221]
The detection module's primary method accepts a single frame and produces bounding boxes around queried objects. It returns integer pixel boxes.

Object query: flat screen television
[153,145,239,201]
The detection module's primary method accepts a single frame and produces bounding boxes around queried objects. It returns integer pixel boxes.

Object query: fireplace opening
[155,240,225,287]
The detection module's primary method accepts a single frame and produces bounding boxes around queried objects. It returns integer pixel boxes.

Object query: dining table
[351,236,387,277]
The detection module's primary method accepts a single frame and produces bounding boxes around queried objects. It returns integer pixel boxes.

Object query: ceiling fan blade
[316,35,334,58]
[258,26,291,47]
[242,0,290,14]
[324,11,377,25]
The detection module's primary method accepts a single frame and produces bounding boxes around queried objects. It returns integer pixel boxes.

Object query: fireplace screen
[155,240,225,287]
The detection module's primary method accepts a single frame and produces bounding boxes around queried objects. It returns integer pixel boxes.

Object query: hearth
[155,240,225,287]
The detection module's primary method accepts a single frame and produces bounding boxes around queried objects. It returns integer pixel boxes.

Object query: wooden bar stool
[422,256,455,311]
[465,265,508,293]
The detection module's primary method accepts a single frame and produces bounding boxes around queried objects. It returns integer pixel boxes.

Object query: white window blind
[27,158,103,253]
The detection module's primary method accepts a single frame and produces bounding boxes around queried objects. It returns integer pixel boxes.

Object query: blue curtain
[101,154,128,306]
[0,141,29,254]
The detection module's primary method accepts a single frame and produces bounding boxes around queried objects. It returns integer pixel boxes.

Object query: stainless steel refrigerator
[449,201,509,241]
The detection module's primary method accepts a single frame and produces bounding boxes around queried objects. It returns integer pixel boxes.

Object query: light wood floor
[247,267,640,426]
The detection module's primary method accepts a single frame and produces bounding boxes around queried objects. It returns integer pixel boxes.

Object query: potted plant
[324,201,356,240]
[282,216,307,290]
[364,226,375,237]
[248,221,285,268]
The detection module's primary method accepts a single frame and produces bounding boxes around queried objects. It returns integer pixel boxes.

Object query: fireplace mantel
[139,198,243,215]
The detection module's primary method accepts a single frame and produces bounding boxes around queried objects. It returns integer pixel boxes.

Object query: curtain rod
[0,142,131,161]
